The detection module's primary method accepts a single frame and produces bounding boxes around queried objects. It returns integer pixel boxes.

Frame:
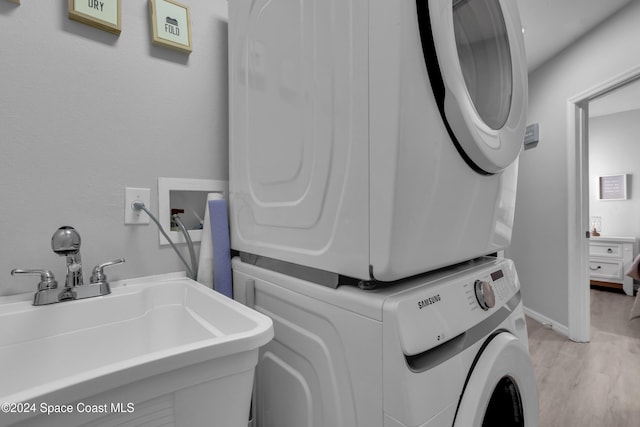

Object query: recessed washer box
[157,178,228,246]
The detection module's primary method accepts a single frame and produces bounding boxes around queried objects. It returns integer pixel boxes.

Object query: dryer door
[418,0,528,174]
[453,332,539,426]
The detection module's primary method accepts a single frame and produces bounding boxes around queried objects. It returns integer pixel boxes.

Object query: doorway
[567,65,640,342]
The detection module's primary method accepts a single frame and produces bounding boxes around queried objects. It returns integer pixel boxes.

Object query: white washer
[233,256,539,427]
[228,0,528,282]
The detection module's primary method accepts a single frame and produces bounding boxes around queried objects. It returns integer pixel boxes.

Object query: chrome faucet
[11,226,125,306]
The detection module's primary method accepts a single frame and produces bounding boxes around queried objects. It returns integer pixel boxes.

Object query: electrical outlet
[124,187,151,225]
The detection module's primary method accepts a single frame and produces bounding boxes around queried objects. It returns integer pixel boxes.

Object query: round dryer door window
[453,332,539,426]
[453,0,512,131]
[419,0,528,174]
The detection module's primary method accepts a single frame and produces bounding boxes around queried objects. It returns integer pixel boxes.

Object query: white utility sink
[0,273,273,427]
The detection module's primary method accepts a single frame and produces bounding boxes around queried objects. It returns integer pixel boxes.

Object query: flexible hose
[132,202,195,279]
[173,214,198,279]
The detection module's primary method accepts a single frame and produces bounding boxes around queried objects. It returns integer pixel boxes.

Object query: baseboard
[524,305,569,337]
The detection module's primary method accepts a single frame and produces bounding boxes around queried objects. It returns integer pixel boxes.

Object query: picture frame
[598,174,628,201]
[68,0,121,35]
[149,0,193,53]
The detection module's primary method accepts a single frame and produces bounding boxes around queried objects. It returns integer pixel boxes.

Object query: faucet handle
[11,269,58,291]
[90,258,125,285]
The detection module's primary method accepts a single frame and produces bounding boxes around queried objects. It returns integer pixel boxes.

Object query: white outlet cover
[124,187,151,225]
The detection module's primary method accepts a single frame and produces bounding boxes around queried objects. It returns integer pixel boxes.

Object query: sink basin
[0,273,273,427]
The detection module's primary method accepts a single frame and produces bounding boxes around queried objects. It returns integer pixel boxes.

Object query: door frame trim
[566,64,640,342]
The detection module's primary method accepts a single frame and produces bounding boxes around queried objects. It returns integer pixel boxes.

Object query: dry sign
[68,0,121,35]
[149,0,192,53]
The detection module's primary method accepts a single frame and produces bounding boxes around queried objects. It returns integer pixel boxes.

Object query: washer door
[454,332,539,426]
[417,0,528,174]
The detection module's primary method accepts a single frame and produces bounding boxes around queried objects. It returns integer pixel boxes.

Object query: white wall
[589,110,640,237]
[0,1,228,296]
[507,0,640,328]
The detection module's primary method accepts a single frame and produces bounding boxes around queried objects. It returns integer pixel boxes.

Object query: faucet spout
[51,226,84,288]
[66,256,84,288]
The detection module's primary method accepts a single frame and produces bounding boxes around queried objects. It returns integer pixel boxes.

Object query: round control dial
[474,280,496,311]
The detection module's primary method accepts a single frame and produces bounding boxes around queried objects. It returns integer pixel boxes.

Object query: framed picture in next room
[598,174,629,201]
[149,0,192,53]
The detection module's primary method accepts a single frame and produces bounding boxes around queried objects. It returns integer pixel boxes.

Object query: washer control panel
[488,268,515,301]
[391,259,520,356]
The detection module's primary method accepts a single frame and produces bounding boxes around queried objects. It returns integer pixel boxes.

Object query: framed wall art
[598,174,628,201]
[149,0,192,53]
[68,0,121,35]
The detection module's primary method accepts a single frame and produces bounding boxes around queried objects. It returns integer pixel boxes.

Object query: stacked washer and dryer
[228,0,539,425]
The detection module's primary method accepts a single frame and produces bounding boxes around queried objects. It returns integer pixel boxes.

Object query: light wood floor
[527,288,640,427]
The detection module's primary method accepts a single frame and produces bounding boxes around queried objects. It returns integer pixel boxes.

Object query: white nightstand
[589,236,637,296]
